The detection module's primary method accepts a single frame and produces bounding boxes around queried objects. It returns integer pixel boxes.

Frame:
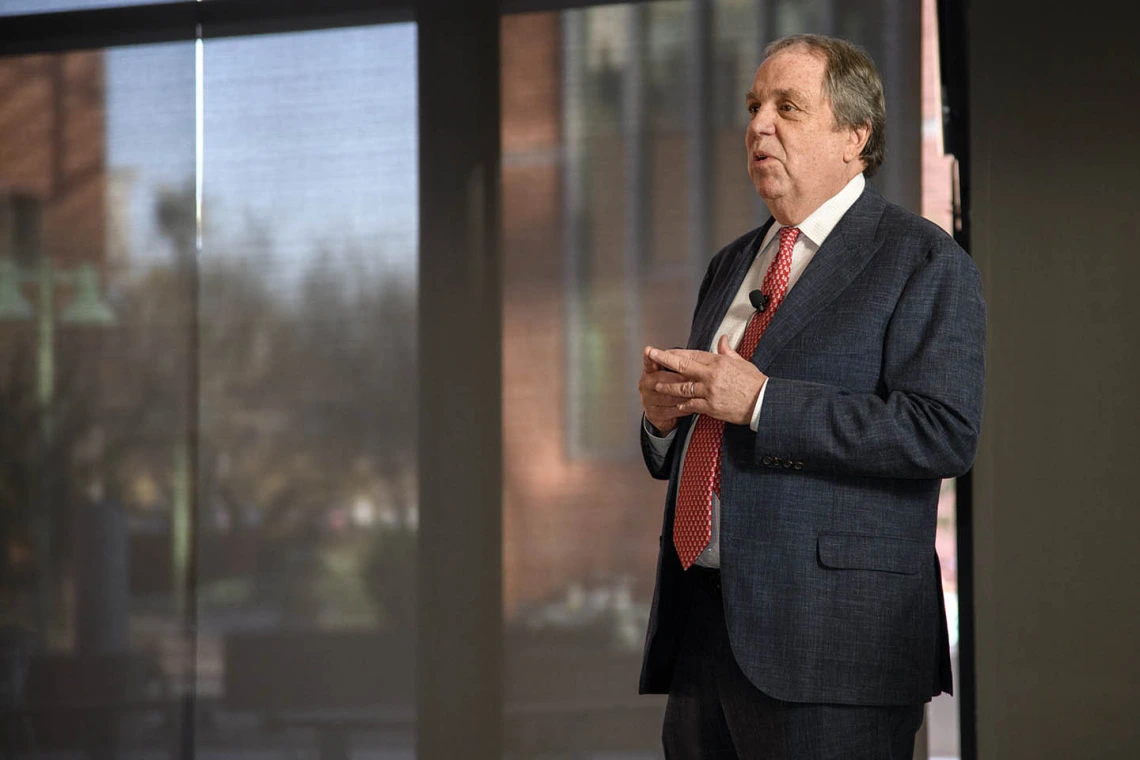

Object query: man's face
[745,48,861,221]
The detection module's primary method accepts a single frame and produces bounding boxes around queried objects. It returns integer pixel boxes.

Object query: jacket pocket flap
[817,533,925,575]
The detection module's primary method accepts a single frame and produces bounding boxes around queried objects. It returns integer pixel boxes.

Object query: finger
[717,334,741,358]
[648,371,687,384]
[639,371,685,395]
[644,388,689,405]
[647,348,713,377]
[676,397,712,416]
[644,391,691,408]
[645,396,690,412]
[647,405,693,421]
[654,380,705,399]
[643,346,663,374]
[647,390,690,405]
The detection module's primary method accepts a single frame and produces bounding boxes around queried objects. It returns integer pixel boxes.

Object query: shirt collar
[771,172,866,249]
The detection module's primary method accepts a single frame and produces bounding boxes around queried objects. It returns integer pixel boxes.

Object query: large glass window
[197,24,418,755]
[0,40,197,755]
[0,21,418,759]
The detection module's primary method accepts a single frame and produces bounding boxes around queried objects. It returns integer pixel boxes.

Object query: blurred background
[1,0,1137,759]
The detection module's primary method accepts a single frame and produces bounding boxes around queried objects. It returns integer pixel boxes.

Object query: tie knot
[779,226,801,248]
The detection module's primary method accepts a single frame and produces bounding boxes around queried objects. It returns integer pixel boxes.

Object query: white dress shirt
[644,173,866,568]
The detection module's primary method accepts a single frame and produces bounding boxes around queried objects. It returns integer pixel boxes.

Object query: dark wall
[970,1,1140,757]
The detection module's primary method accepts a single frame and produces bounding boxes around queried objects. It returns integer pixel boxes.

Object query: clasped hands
[638,335,768,435]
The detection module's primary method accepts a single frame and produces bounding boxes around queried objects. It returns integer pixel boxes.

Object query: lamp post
[0,236,115,645]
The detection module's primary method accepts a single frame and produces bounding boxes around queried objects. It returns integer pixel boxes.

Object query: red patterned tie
[673,226,800,569]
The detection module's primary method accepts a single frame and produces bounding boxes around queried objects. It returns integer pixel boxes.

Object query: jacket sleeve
[638,245,728,479]
[748,240,986,480]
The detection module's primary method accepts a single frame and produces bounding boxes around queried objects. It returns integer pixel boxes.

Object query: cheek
[786,134,833,170]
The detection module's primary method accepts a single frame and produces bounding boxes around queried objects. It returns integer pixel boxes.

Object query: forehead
[751,48,828,100]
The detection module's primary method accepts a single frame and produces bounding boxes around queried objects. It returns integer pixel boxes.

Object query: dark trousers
[662,567,924,760]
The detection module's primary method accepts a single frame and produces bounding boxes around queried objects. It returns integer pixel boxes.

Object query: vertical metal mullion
[416,0,503,757]
[937,3,974,753]
[177,25,205,760]
[951,74,976,760]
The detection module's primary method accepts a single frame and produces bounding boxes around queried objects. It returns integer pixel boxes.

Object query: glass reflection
[0,22,418,759]
[0,42,195,757]
[197,22,418,757]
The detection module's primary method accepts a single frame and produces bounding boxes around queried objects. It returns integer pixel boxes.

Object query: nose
[749,106,776,139]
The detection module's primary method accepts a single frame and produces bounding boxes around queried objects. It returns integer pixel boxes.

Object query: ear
[844,121,871,164]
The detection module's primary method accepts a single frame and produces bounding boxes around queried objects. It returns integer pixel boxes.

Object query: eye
[747,104,759,115]
[779,103,797,113]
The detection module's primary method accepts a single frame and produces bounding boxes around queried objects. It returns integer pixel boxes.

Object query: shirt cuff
[643,415,677,453]
[749,378,768,432]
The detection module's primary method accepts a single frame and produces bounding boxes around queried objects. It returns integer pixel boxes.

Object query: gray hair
[765,34,886,177]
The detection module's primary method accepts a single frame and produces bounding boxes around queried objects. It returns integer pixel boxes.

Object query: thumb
[643,346,662,373]
[717,334,741,358]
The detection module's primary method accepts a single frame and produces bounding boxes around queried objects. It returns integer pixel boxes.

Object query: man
[637,35,985,758]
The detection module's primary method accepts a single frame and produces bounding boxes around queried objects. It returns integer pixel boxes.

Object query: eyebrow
[746,87,810,103]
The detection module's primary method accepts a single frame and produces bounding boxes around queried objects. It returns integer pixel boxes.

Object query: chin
[751,177,783,202]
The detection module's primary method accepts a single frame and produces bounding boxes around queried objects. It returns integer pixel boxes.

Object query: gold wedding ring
[687,381,695,397]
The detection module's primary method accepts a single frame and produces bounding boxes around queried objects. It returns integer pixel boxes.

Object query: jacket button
[793,462,804,471]
[783,459,792,468]
[772,456,783,467]
[762,456,773,466]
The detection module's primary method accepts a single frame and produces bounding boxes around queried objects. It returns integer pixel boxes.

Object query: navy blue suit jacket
[639,182,986,706]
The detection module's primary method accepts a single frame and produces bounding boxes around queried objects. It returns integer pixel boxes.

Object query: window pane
[501,1,922,755]
[0,40,196,753]
[198,22,417,755]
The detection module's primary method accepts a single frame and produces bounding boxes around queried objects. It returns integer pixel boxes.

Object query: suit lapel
[750,184,887,372]
[689,221,774,352]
